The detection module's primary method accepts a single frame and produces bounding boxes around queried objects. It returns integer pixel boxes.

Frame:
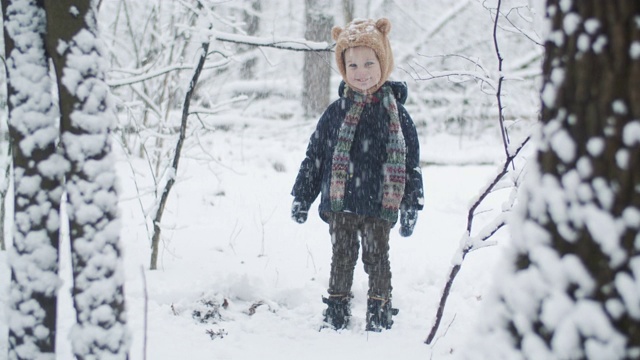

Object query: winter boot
[321,295,351,330]
[365,296,399,332]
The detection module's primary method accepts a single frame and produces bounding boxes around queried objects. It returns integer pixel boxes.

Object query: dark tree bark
[486,1,640,358]
[302,0,333,117]
[3,0,130,358]
[240,0,261,79]
[43,1,129,358]
[2,0,62,357]
[0,131,9,252]
[342,0,354,24]
[538,2,640,347]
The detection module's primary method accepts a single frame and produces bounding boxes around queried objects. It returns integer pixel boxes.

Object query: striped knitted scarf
[329,84,406,223]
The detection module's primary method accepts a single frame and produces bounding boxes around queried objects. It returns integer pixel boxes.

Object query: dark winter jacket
[291,81,424,224]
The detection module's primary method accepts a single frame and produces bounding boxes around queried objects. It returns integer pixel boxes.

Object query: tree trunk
[342,0,354,24]
[482,1,640,358]
[302,0,333,117]
[2,0,62,357]
[43,0,130,358]
[0,146,9,251]
[240,0,261,79]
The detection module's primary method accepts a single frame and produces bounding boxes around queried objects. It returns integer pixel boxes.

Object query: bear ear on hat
[332,26,343,41]
[375,18,391,36]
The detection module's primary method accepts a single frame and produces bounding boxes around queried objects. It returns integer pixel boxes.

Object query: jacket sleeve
[291,113,328,209]
[399,106,425,211]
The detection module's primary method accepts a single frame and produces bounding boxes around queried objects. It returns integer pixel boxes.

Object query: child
[291,18,424,331]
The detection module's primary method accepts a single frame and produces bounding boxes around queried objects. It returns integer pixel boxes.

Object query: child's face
[344,46,381,93]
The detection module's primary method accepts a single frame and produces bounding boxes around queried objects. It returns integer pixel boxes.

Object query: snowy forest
[0,0,638,359]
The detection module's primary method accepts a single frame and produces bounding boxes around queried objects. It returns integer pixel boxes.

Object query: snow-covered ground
[0,100,522,359]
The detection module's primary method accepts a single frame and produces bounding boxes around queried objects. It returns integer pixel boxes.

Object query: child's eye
[348,63,357,68]
[365,61,375,67]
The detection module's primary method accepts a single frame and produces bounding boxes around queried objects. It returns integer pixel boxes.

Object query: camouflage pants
[327,212,392,299]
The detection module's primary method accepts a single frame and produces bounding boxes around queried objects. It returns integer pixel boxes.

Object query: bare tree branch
[403,53,498,98]
[141,266,148,360]
[493,0,510,160]
[499,6,543,46]
[212,31,335,52]
[150,32,211,270]
[412,6,535,338]
[107,58,229,87]
[425,136,530,345]
[0,145,10,251]
[405,55,498,90]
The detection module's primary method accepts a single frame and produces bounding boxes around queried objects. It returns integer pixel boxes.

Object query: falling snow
[0,1,638,360]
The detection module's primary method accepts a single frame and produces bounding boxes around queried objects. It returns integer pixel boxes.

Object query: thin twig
[425,137,530,344]
[212,32,335,53]
[141,266,148,360]
[0,144,11,251]
[150,29,211,270]
[306,244,317,274]
[493,0,511,160]
[111,134,153,241]
[498,6,543,46]
[429,314,457,360]
[404,55,498,91]
[107,60,228,88]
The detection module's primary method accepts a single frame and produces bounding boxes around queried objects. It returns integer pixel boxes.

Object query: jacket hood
[338,80,408,105]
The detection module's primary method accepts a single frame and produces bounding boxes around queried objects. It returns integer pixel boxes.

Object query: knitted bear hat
[332,18,394,94]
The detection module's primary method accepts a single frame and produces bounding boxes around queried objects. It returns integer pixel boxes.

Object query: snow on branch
[209,30,335,52]
[425,136,530,345]
[492,0,510,160]
[180,0,333,52]
[107,59,229,88]
[107,32,332,89]
[404,54,498,95]
[420,7,536,345]
[494,5,543,46]
[149,36,211,270]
